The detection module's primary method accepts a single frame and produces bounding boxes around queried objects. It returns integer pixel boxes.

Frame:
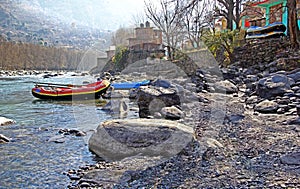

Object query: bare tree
[287,0,299,49]
[111,27,134,47]
[214,0,245,30]
[131,12,147,27]
[144,0,183,59]
[180,0,215,49]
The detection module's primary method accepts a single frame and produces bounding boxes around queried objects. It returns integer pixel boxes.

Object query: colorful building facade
[241,0,300,30]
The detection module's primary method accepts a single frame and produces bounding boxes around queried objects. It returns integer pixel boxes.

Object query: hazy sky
[103,0,146,29]
[20,0,153,30]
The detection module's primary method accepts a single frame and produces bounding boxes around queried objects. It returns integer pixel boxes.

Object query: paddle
[34,82,85,88]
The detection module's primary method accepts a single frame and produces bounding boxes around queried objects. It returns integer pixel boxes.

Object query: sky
[102,0,147,29]
[20,0,153,31]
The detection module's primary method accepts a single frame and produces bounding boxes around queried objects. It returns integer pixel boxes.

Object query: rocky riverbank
[66,51,300,188]
[1,46,298,188]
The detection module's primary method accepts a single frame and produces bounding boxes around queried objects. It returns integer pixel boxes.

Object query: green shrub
[112,46,128,64]
[201,29,245,66]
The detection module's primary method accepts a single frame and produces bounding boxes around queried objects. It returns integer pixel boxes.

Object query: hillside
[0,1,112,50]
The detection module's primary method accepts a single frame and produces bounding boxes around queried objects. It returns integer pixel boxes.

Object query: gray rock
[213,80,238,94]
[246,95,259,104]
[88,119,194,161]
[257,74,291,99]
[225,114,245,124]
[161,106,184,120]
[102,99,129,118]
[254,100,279,113]
[48,135,66,143]
[128,89,138,99]
[58,128,86,136]
[137,86,180,118]
[288,71,300,82]
[280,152,300,165]
[150,79,171,88]
[291,86,300,92]
[287,117,300,125]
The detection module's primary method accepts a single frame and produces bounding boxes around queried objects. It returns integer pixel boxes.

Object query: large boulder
[137,86,180,118]
[257,74,292,99]
[88,119,194,161]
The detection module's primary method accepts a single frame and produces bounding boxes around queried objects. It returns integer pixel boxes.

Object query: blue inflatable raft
[111,80,150,90]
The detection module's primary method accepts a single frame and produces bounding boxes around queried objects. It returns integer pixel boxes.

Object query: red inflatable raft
[31,80,110,100]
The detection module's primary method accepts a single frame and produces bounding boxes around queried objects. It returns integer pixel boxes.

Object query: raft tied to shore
[31,80,110,100]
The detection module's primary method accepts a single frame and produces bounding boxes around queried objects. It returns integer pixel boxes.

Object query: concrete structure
[106,46,116,59]
[128,21,163,51]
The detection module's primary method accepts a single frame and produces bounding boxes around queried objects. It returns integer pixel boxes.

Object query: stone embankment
[233,38,291,67]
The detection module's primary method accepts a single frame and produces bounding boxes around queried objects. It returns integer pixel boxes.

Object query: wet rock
[58,129,86,136]
[254,100,279,113]
[101,99,129,118]
[89,119,194,161]
[280,152,300,165]
[0,134,10,143]
[0,117,15,126]
[69,174,81,180]
[48,135,66,143]
[257,74,291,99]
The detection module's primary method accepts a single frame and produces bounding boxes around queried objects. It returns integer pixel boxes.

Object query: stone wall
[233,38,291,67]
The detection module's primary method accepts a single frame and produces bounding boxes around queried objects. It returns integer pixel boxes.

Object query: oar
[34,84,73,89]
[35,82,84,87]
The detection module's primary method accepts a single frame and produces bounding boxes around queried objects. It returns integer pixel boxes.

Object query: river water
[0,73,112,188]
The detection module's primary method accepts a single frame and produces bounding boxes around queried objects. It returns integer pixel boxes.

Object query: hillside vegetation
[0,40,86,70]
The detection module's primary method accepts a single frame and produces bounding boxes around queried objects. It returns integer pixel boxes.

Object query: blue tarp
[111,80,150,90]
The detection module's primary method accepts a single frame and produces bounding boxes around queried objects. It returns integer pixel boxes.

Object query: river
[0,73,111,188]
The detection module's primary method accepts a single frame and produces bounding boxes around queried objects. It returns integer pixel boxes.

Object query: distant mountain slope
[6,0,143,30]
[0,1,112,50]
